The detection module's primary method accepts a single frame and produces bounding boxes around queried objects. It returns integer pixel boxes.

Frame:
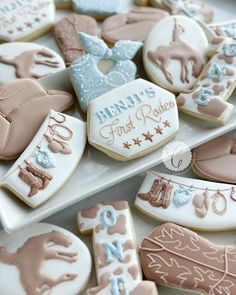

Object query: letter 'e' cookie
[88,79,179,161]
[143,15,208,93]
[0,223,91,295]
[78,201,158,295]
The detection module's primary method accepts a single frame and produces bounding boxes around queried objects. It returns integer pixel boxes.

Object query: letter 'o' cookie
[143,15,208,93]
[0,223,91,295]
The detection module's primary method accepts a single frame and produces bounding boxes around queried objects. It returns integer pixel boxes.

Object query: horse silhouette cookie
[1,110,86,208]
[0,79,74,160]
[0,223,91,295]
[0,43,65,84]
[143,15,208,93]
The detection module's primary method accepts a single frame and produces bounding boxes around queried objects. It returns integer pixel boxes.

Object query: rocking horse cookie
[70,33,142,113]
[0,43,65,84]
[143,15,208,93]
[0,223,91,295]
[135,171,236,231]
[0,110,86,208]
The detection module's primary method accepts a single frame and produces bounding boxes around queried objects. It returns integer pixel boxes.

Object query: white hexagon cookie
[88,79,179,161]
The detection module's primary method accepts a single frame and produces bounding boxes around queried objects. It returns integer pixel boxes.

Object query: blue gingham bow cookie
[79,33,142,61]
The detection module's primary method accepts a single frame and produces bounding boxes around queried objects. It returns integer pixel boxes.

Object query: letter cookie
[0,79,73,160]
[54,14,97,66]
[88,79,179,161]
[78,201,158,295]
[0,223,91,295]
[176,38,236,125]
[70,33,142,113]
[140,222,236,294]
[101,7,169,44]
[143,15,208,93]
[0,0,55,42]
[54,0,72,9]
[0,42,65,84]
[209,21,236,39]
[135,170,236,231]
[0,110,86,208]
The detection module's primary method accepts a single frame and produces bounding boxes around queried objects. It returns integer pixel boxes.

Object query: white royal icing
[0,110,87,208]
[0,0,55,42]
[135,171,236,231]
[143,15,208,93]
[0,223,91,295]
[88,78,179,161]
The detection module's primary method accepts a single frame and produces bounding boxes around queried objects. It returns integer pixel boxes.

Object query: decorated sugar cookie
[143,15,208,93]
[135,171,236,231]
[176,38,236,125]
[209,21,236,39]
[0,79,73,160]
[140,223,236,294]
[78,201,158,295]
[0,110,86,208]
[0,43,65,84]
[0,223,91,295]
[72,0,121,19]
[101,7,169,44]
[0,0,55,42]
[54,0,72,9]
[88,79,179,161]
[70,33,142,113]
[54,14,97,66]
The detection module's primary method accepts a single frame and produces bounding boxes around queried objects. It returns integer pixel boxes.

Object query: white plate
[0,0,236,233]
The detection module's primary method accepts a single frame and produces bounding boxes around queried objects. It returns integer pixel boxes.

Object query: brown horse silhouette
[148,18,203,84]
[0,231,78,295]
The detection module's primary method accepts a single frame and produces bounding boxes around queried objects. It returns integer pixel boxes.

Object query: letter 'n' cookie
[78,201,158,295]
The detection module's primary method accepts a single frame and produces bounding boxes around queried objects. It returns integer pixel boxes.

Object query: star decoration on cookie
[133,137,142,146]
[143,132,154,142]
[123,142,132,149]
[163,120,171,128]
[155,126,163,135]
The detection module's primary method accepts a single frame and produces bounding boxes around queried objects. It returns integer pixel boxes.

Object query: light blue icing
[35,148,55,169]
[208,64,228,82]
[70,33,142,113]
[173,186,195,208]
[223,44,236,57]
[109,276,128,295]
[100,209,117,228]
[194,88,214,106]
[103,240,124,264]
[72,0,121,16]
[225,26,236,38]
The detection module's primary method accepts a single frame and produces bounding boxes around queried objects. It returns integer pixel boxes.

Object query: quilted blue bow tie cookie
[70,33,142,113]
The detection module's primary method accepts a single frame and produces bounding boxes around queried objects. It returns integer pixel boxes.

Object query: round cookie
[0,223,91,295]
[0,43,65,84]
[143,15,208,93]
[0,0,55,42]
[54,0,72,9]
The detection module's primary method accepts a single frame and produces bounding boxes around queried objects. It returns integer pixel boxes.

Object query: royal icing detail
[140,223,236,294]
[78,201,158,295]
[0,223,91,295]
[0,79,73,160]
[209,21,236,39]
[70,33,142,113]
[135,171,236,231]
[88,79,179,161]
[72,0,121,18]
[54,14,97,66]
[0,0,55,42]
[0,110,86,208]
[143,15,208,93]
[176,38,236,125]
[0,43,65,84]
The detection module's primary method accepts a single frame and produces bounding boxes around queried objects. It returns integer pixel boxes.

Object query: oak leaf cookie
[0,79,74,160]
[101,7,169,44]
[0,0,55,42]
[70,33,142,113]
[143,15,208,93]
[54,0,72,9]
[135,170,236,231]
[88,79,179,161]
[54,13,97,66]
[140,223,236,294]
[0,43,65,84]
[78,201,158,295]
[0,223,91,295]
[0,110,86,208]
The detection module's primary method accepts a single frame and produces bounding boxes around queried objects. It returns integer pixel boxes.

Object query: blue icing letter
[223,44,236,57]
[173,185,195,208]
[100,209,117,228]
[225,26,236,38]
[208,64,227,82]
[103,240,124,263]
[109,276,128,295]
[35,148,55,169]
[194,88,214,106]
